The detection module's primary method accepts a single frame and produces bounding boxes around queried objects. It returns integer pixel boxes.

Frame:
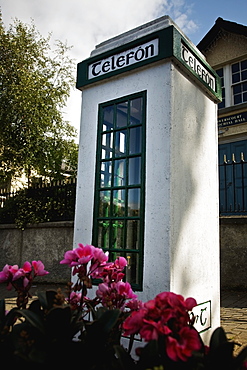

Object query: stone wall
[0,221,74,284]
[220,216,247,290]
[0,218,246,289]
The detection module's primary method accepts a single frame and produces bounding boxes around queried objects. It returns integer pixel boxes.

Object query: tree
[0,12,78,185]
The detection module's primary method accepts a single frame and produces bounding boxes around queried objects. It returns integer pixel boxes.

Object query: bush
[0,182,76,228]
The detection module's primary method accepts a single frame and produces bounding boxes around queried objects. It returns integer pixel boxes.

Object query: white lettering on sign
[88,38,159,79]
[191,301,211,333]
[181,43,216,92]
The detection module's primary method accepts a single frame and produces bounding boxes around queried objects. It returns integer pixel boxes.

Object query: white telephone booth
[74,16,221,341]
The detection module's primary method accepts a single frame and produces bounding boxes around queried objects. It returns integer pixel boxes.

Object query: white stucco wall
[169,65,220,341]
[74,59,220,340]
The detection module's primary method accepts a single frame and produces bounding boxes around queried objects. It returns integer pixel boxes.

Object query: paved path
[221,290,247,353]
[0,285,246,353]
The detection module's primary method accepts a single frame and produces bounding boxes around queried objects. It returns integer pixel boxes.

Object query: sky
[1,0,247,140]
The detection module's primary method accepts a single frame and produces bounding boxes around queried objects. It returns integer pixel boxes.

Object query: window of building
[219,140,247,214]
[216,68,225,109]
[232,59,247,105]
[92,91,146,290]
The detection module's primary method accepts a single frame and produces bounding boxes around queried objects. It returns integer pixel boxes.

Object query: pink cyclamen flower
[116,281,137,300]
[140,319,171,341]
[93,247,108,264]
[166,327,201,361]
[60,250,77,266]
[123,308,147,336]
[69,291,82,310]
[32,261,49,276]
[96,281,137,309]
[60,244,96,267]
[12,261,32,281]
[0,264,13,283]
[123,291,198,347]
[115,256,127,269]
[125,299,144,311]
[75,244,95,265]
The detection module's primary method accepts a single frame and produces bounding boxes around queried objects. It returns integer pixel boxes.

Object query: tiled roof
[197,17,247,52]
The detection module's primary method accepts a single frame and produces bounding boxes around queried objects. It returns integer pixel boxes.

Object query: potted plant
[0,243,246,369]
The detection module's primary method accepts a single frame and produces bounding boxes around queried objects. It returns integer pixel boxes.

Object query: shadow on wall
[169,66,220,335]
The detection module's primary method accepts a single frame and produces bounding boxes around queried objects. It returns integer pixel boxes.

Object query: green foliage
[0,291,123,368]
[114,327,247,370]
[0,11,78,182]
[0,182,76,228]
[1,289,246,369]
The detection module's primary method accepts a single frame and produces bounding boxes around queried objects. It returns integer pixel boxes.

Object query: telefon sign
[77,25,221,102]
[88,39,159,79]
[181,42,216,92]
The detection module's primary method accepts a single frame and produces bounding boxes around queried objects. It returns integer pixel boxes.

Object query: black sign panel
[218,111,247,127]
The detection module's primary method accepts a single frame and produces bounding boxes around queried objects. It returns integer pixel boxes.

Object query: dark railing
[0,179,76,226]
[219,156,247,214]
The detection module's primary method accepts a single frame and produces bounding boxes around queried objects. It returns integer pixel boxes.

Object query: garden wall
[0,221,73,284]
[0,219,246,289]
[220,216,247,290]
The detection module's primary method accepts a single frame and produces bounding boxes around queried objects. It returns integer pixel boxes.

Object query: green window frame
[92,91,146,291]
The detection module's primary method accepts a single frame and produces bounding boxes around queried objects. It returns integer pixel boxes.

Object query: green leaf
[97,309,121,334]
[138,340,161,369]
[0,299,6,324]
[209,326,228,352]
[29,298,42,315]
[45,306,72,339]
[15,309,45,335]
[37,290,57,310]
[114,345,136,370]
[85,309,121,345]
[235,346,247,368]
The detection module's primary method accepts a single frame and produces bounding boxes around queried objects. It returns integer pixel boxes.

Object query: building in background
[198,18,247,290]
[198,17,247,215]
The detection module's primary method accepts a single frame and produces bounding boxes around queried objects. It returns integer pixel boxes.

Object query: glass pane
[232,73,240,84]
[233,84,241,94]
[100,161,112,188]
[116,102,128,127]
[103,105,114,131]
[126,220,139,249]
[128,188,140,216]
[234,94,242,105]
[232,63,239,73]
[97,220,110,249]
[243,92,247,102]
[99,190,111,217]
[114,159,126,186]
[125,252,139,285]
[129,127,142,154]
[111,220,125,249]
[242,70,247,81]
[128,157,141,185]
[218,100,225,109]
[115,130,127,157]
[241,60,247,70]
[130,98,142,125]
[113,189,125,217]
[101,132,113,159]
